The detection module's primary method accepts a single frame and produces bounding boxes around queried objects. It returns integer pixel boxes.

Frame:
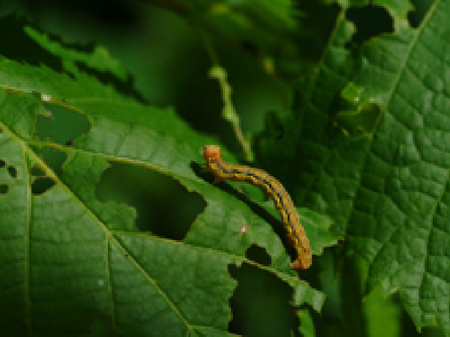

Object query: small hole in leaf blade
[7,166,17,178]
[245,244,271,267]
[97,162,205,240]
[0,184,8,194]
[32,177,55,195]
[36,103,90,145]
[346,5,394,45]
[408,0,433,28]
[228,262,298,336]
[30,165,45,177]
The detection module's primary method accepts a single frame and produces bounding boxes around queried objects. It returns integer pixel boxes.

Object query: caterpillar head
[201,145,221,163]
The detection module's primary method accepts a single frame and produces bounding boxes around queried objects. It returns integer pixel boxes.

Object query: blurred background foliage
[0,0,444,336]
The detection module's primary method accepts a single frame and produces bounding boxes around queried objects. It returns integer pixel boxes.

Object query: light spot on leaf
[335,83,382,135]
[239,224,249,236]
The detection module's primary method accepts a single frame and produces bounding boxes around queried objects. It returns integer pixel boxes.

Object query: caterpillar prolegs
[201,145,312,269]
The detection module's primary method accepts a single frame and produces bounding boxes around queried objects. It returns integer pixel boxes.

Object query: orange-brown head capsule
[202,145,221,163]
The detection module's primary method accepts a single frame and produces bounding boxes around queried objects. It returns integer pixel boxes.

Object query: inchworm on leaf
[201,145,312,269]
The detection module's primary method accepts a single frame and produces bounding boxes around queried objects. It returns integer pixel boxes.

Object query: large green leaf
[259,0,450,334]
[0,19,337,336]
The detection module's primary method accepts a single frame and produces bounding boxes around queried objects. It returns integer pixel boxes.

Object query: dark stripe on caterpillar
[201,145,312,269]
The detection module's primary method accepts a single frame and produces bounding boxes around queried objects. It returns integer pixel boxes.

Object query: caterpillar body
[201,145,312,269]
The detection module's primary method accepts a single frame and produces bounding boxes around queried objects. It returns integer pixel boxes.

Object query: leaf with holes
[0,18,338,337]
[258,1,450,335]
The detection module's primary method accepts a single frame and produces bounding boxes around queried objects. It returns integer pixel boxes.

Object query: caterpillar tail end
[290,256,312,270]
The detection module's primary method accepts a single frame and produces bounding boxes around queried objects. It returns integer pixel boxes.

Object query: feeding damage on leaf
[334,83,382,136]
[202,144,313,269]
[0,157,16,195]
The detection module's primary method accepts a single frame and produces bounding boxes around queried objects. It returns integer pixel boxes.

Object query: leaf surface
[0,23,337,336]
[259,1,450,334]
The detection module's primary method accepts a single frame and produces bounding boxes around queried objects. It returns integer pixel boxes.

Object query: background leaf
[259,0,450,335]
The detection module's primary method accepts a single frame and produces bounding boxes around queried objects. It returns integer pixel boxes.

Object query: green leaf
[297,309,316,337]
[259,0,450,335]
[24,26,128,80]
[364,285,402,337]
[335,83,382,135]
[0,21,337,336]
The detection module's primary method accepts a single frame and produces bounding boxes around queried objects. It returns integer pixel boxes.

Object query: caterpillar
[201,145,312,269]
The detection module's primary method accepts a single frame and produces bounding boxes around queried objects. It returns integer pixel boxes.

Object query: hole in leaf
[41,148,66,177]
[30,148,65,195]
[31,165,45,178]
[408,0,434,28]
[96,162,205,240]
[334,83,382,136]
[7,166,17,178]
[0,184,8,194]
[30,149,66,181]
[30,156,59,195]
[32,177,55,195]
[0,159,6,168]
[36,103,90,145]
[228,263,298,336]
[346,5,394,45]
[335,101,381,136]
[245,244,271,267]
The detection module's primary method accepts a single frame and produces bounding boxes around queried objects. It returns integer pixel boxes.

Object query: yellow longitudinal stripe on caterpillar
[201,145,312,269]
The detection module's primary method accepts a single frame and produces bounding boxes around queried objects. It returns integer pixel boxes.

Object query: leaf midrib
[0,119,197,335]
